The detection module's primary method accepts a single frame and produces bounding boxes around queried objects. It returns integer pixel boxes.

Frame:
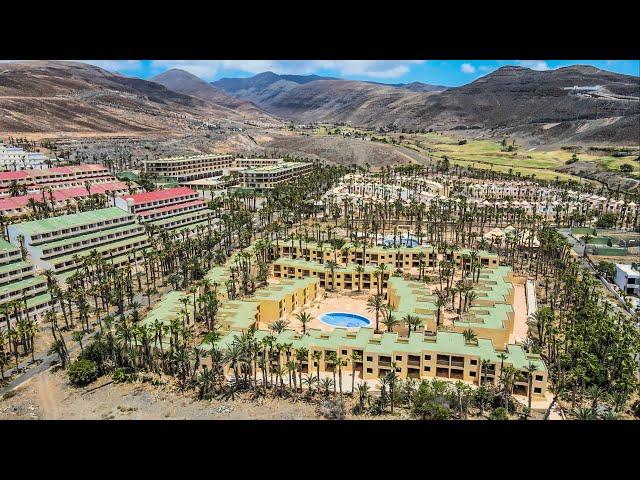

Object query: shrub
[619,163,634,173]
[68,359,98,386]
[112,367,135,384]
[596,213,618,229]
[458,139,467,145]
[489,407,509,420]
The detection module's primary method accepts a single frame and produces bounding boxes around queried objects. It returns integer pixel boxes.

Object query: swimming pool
[319,312,371,328]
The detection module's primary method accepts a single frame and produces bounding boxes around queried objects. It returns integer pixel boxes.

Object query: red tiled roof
[0,164,108,182]
[121,187,197,205]
[138,199,205,217]
[0,171,30,181]
[0,181,130,212]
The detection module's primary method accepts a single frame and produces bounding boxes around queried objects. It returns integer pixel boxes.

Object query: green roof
[208,328,546,372]
[274,257,379,274]
[0,260,33,277]
[43,234,149,268]
[0,275,46,297]
[9,207,132,237]
[39,224,144,253]
[250,277,318,302]
[218,300,259,331]
[25,292,52,309]
[0,238,19,254]
[142,290,189,327]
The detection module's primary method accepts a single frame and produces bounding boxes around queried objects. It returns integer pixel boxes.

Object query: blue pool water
[320,312,371,328]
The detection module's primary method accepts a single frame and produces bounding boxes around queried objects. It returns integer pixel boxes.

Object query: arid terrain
[2,369,323,420]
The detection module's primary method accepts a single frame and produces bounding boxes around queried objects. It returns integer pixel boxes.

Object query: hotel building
[0,238,51,324]
[0,164,118,196]
[7,207,149,282]
[115,187,216,235]
[239,161,313,191]
[0,181,131,218]
[142,154,234,183]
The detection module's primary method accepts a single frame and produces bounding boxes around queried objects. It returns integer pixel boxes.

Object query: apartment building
[272,258,389,291]
[0,144,51,170]
[239,161,313,191]
[142,154,235,183]
[6,207,149,281]
[115,187,216,235]
[0,164,116,195]
[0,181,131,218]
[269,242,437,269]
[0,238,51,324]
[212,327,548,398]
[247,277,319,324]
[450,249,499,269]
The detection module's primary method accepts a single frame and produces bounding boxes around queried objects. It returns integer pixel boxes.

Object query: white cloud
[516,60,550,71]
[81,60,144,72]
[460,63,476,74]
[147,60,425,80]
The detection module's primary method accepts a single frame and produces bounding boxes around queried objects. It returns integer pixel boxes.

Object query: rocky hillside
[0,61,269,133]
[149,69,274,121]
[213,66,640,144]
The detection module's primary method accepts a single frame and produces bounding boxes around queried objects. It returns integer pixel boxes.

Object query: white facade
[0,144,51,170]
[614,264,640,295]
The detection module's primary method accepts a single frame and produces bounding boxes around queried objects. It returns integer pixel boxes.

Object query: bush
[596,213,618,229]
[68,359,98,386]
[489,407,509,420]
[112,367,135,384]
[619,163,634,173]
[458,139,467,145]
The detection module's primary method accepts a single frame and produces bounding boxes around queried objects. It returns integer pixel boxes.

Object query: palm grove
[1,160,638,420]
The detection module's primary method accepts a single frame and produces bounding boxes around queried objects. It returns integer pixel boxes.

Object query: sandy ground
[1,369,322,420]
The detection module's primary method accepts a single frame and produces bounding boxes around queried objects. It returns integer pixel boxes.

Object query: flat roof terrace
[8,207,133,238]
[242,161,311,175]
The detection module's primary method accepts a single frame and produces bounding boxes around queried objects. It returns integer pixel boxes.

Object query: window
[366,368,373,374]
[534,387,542,394]
[470,359,477,366]
[535,375,543,382]
[366,356,373,362]
[424,355,431,361]
[470,371,476,377]
[395,355,402,361]
[423,366,431,372]
[342,350,347,355]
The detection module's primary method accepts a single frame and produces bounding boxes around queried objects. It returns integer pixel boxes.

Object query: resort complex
[1,109,639,422]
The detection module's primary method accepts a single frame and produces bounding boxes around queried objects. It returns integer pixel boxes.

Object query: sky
[81,60,639,86]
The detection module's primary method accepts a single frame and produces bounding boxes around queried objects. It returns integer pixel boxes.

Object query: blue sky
[83,60,639,86]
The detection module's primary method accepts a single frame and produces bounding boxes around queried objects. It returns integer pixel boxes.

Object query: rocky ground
[1,369,324,420]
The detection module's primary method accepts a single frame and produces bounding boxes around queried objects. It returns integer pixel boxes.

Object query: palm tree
[295,311,312,334]
[526,362,538,415]
[366,294,386,333]
[381,307,400,333]
[350,351,362,394]
[324,260,338,291]
[402,314,422,337]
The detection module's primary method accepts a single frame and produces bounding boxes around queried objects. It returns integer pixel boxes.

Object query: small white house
[614,264,640,295]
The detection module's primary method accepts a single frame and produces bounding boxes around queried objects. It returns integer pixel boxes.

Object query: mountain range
[211,66,640,144]
[1,61,638,144]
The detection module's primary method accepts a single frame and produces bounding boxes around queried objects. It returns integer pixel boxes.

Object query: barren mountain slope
[215,66,640,144]
[0,61,261,133]
[149,69,275,121]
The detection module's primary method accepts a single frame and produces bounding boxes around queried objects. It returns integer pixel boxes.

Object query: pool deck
[284,289,374,333]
